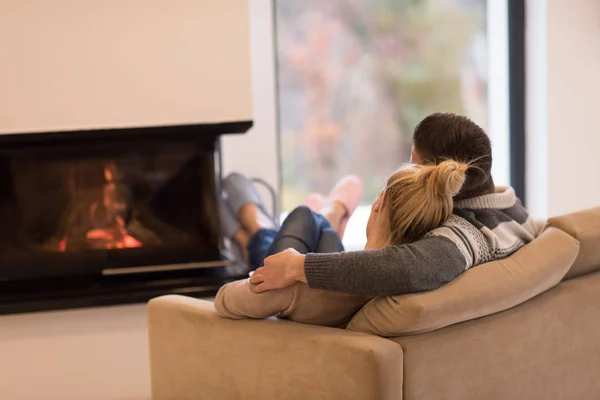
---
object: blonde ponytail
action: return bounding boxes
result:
[427,160,469,197]
[383,160,469,245]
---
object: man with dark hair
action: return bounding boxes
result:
[249,113,537,296]
[412,112,495,200]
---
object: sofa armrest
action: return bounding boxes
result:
[148,295,403,400]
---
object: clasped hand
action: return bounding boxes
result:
[248,248,307,293]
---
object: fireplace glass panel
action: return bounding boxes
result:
[0,141,222,280]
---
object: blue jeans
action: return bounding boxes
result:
[247,206,345,271]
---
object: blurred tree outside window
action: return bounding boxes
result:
[275,0,493,247]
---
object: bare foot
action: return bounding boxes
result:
[319,202,348,234]
[233,229,251,263]
[238,203,276,235]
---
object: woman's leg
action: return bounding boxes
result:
[315,229,345,253]
[262,206,326,257]
[244,205,345,270]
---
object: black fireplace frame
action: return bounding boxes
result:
[0,121,252,314]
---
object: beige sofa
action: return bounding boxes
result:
[148,208,600,400]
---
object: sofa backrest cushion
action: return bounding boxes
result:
[346,227,579,337]
[546,207,600,279]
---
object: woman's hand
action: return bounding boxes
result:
[249,248,307,293]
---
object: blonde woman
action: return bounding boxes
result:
[215,160,469,327]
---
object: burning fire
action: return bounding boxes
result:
[58,161,143,251]
[86,216,142,249]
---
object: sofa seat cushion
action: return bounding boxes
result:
[346,227,579,337]
[546,207,600,279]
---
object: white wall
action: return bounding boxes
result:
[221,0,279,213]
[0,0,279,207]
[0,0,252,133]
[527,0,600,218]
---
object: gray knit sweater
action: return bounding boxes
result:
[304,186,538,296]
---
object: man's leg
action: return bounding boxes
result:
[245,228,277,271]
[234,200,278,271]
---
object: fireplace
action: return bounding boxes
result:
[1,0,253,313]
[0,123,250,314]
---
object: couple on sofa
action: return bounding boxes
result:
[215,113,538,327]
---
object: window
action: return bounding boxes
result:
[275,0,511,248]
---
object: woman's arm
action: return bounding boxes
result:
[214,278,297,319]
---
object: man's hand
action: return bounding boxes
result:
[249,248,307,293]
